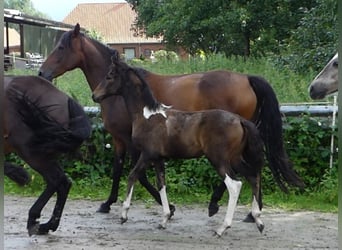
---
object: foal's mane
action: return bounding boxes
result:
[117,61,160,111]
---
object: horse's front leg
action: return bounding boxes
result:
[121,155,146,224]
[98,138,126,213]
[215,174,242,236]
[154,161,170,229]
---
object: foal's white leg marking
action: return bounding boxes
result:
[159,185,171,229]
[251,195,264,233]
[216,174,242,236]
[121,185,134,223]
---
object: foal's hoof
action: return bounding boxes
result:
[157,224,167,230]
[257,223,265,233]
[120,217,128,224]
[208,203,219,217]
[169,204,176,218]
[97,203,111,213]
[242,212,255,223]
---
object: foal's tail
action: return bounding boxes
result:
[248,75,305,192]
[240,120,265,173]
[10,90,92,154]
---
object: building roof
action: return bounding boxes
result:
[4,27,20,47]
[63,3,162,44]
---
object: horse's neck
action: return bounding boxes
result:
[81,40,112,91]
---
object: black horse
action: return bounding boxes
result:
[4,75,92,236]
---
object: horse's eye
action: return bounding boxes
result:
[333,61,338,67]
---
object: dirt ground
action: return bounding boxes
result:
[4,195,338,250]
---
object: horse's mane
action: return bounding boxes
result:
[62,29,119,59]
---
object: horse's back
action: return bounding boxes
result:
[147,70,257,120]
[4,76,70,154]
[5,76,70,124]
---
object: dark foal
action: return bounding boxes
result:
[92,61,265,236]
[4,75,91,235]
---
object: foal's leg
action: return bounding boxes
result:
[138,161,176,218]
[121,155,146,224]
[98,138,126,213]
[243,174,264,233]
[215,174,242,236]
[208,181,226,217]
[154,161,170,229]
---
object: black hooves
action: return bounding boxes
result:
[169,204,176,218]
[208,203,219,217]
[97,203,111,213]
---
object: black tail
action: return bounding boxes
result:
[10,89,92,154]
[248,75,305,192]
[240,119,265,173]
[4,162,30,186]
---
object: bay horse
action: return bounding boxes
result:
[39,23,304,216]
[4,75,92,236]
[92,60,265,236]
[309,53,338,99]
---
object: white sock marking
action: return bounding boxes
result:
[159,185,170,228]
[122,185,134,220]
[216,174,242,236]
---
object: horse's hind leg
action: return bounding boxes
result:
[38,173,71,234]
[26,159,71,236]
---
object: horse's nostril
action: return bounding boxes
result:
[38,71,42,76]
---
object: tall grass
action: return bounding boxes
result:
[6,56,321,105]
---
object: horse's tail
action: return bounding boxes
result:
[4,162,30,186]
[248,75,305,192]
[10,89,92,154]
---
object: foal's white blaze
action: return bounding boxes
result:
[143,104,171,119]
[216,174,242,236]
[122,185,134,221]
[159,185,171,229]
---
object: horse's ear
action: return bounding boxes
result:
[74,23,80,35]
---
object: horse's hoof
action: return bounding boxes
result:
[242,212,255,223]
[120,217,128,224]
[28,223,40,237]
[208,203,219,217]
[97,203,111,213]
[169,204,176,218]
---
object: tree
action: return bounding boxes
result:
[276,0,338,73]
[5,0,50,19]
[127,0,317,57]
